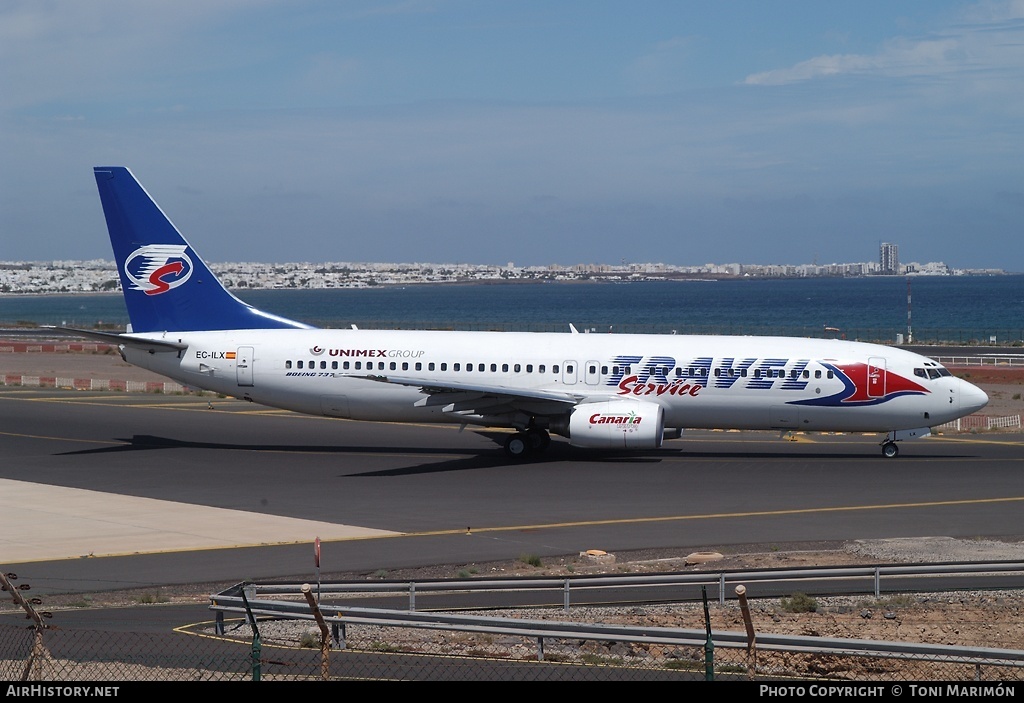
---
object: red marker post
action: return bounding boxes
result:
[314,537,321,603]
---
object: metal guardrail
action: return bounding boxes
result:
[208,562,1024,667]
[214,560,1024,609]
[932,356,1024,367]
[208,598,1024,666]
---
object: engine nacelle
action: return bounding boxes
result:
[567,400,664,450]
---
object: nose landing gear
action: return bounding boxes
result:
[879,427,931,457]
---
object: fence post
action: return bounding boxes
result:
[302,584,331,680]
[736,585,757,680]
[240,586,261,682]
[702,585,714,681]
[0,572,49,681]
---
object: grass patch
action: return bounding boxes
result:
[299,632,321,649]
[518,553,542,567]
[135,591,169,605]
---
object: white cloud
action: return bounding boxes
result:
[744,1,1024,86]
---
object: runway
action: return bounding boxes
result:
[1,386,1023,596]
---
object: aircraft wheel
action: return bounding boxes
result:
[504,433,530,459]
[881,442,899,458]
[525,428,550,453]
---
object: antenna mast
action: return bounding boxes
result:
[906,277,913,344]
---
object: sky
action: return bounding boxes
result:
[2,1,1023,270]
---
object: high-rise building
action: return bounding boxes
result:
[879,242,899,274]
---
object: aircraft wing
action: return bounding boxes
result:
[354,374,588,414]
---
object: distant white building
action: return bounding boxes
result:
[879,242,900,274]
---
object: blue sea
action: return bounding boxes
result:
[2,275,1023,344]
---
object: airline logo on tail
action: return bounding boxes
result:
[124,245,193,295]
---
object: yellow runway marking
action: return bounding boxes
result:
[0,429,120,445]
[380,495,1024,541]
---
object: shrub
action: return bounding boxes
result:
[780,592,818,613]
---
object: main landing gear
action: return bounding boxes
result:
[504,428,551,459]
[881,441,899,458]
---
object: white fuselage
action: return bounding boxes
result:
[122,328,987,435]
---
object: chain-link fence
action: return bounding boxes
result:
[4,615,1024,682]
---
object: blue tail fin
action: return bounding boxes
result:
[94,167,313,333]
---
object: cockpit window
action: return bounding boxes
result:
[915,366,951,380]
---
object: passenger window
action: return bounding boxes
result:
[553,365,560,374]
[440,363,447,371]
[402,362,408,371]
[355,361,361,370]
[802,370,809,379]
[502,364,508,372]
[343,361,350,370]
[320,361,326,369]
[492,364,498,372]
[526,364,533,373]
[539,365,546,373]
[286,360,292,369]
[415,362,421,371]
[514,364,521,373]
[602,366,608,374]
[826,370,833,379]
[814,370,821,379]
[454,363,461,371]
[297,360,304,369]
[479,363,486,372]
[428,362,435,371]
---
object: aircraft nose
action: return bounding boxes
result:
[960,379,989,415]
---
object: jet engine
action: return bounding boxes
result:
[564,400,664,450]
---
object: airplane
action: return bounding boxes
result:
[58,166,988,459]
